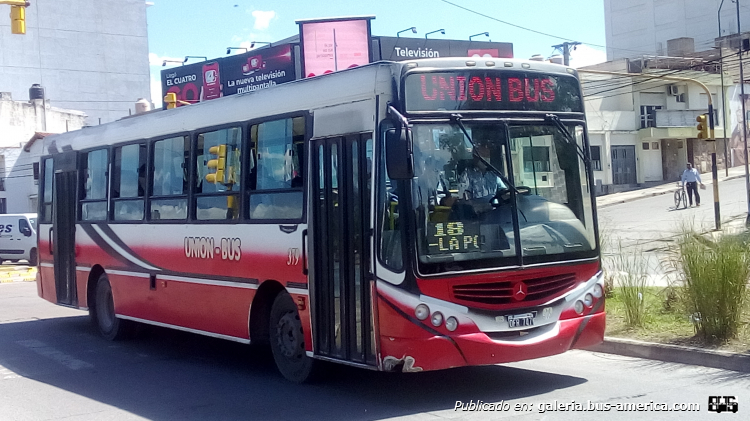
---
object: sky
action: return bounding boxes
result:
[146,0,608,105]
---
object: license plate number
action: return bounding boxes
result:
[506,312,535,328]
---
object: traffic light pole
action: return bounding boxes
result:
[1,0,30,35]
[579,69,721,230]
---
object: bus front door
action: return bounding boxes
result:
[311,134,375,365]
[52,151,78,306]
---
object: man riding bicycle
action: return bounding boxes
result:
[680,163,704,207]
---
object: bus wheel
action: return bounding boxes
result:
[28,248,38,266]
[93,273,130,341]
[269,291,315,383]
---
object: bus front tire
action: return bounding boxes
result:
[269,291,315,383]
[92,273,131,341]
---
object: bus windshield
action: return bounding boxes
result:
[410,120,596,274]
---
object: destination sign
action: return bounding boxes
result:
[427,222,481,254]
[404,71,583,113]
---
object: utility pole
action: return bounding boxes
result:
[551,41,581,66]
[736,0,750,227]
[580,69,721,230]
[719,0,730,176]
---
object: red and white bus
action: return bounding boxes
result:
[37,58,604,382]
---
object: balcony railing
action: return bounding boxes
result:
[655,109,720,128]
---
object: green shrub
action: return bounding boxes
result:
[677,233,750,342]
[609,242,649,327]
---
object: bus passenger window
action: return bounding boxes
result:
[80,149,108,221]
[151,136,189,220]
[248,116,305,220]
[195,127,241,220]
[41,158,53,223]
[112,143,146,221]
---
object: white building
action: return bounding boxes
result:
[0,92,85,213]
[604,0,749,61]
[0,0,150,125]
[581,57,726,193]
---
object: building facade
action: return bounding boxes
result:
[581,58,726,194]
[0,0,150,125]
[0,92,86,213]
[604,0,749,61]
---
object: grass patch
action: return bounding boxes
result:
[605,286,750,353]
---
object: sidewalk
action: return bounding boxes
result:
[596,165,748,208]
[0,265,37,283]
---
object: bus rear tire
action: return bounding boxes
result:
[92,273,131,341]
[269,291,315,383]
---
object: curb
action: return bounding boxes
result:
[596,174,746,209]
[587,337,750,373]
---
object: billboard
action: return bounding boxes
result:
[220,44,296,95]
[298,16,373,78]
[377,37,513,61]
[162,62,205,108]
[160,44,296,109]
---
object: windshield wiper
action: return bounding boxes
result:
[544,114,589,165]
[450,114,518,193]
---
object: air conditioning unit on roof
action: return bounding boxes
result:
[668,85,679,95]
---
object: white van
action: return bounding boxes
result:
[0,213,38,266]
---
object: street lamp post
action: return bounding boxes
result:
[736,0,750,226]
[397,27,417,37]
[184,56,208,64]
[425,29,445,39]
[719,0,730,176]
[226,47,248,54]
[469,32,489,41]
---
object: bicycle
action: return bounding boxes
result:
[674,183,688,209]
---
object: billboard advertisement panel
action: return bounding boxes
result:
[161,62,205,108]
[220,44,296,95]
[298,17,373,78]
[161,44,297,109]
[377,37,513,61]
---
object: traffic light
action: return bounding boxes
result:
[10,5,26,35]
[696,114,710,140]
[205,145,227,184]
[164,92,177,109]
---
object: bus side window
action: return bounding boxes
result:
[195,127,242,221]
[247,116,305,221]
[379,129,403,271]
[112,143,146,221]
[150,136,189,220]
[41,158,53,223]
[80,148,109,221]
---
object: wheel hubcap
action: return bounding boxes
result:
[276,312,303,358]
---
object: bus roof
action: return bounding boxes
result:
[40,58,577,154]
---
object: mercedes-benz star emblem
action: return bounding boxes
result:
[512,282,528,301]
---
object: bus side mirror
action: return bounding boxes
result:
[385,128,414,180]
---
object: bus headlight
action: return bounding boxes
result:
[592,284,603,298]
[574,301,584,314]
[445,316,459,332]
[431,311,444,327]
[415,304,430,321]
[583,293,594,307]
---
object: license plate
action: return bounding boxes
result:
[506,312,536,328]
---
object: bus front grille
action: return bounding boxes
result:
[452,273,577,305]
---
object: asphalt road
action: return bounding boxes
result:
[1,282,748,420]
[598,176,750,286]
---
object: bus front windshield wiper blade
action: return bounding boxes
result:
[450,114,519,193]
[544,114,589,166]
